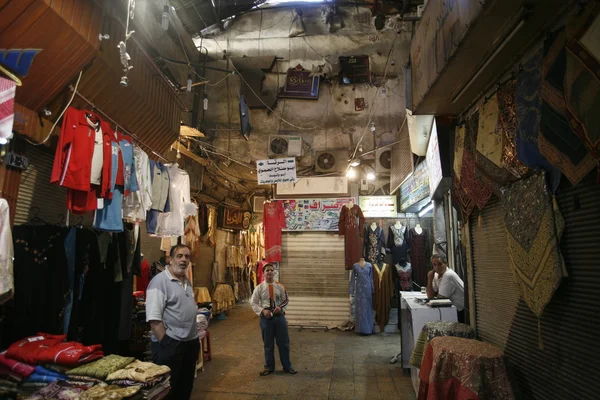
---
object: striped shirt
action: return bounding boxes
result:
[250,281,289,316]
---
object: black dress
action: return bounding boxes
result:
[409,228,430,287]
[388,225,410,266]
[364,225,386,264]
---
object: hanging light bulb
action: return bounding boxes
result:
[161,5,170,31]
[366,172,376,181]
[346,168,357,179]
[203,93,208,110]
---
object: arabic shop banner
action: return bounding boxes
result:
[400,160,430,211]
[282,198,354,231]
[277,65,320,100]
[359,196,397,218]
[257,158,297,185]
[217,205,252,230]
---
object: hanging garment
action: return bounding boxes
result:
[539,29,596,185]
[364,225,385,264]
[118,135,139,197]
[502,170,567,347]
[94,186,124,232]
[149,161,170,212]
[0,199,13,303]
[396,262,413,291]
[497,79,530,180]
[156,165,196,237]
[9,226,69,344]
[185,205,201,256]
[50,107,102,191]
[410,228,431,287]
[388,224,410,266]
[263,201,286,262]
[0,76,16,143]
[123,146,152,221]
[515,44,562,189]
[350,262,374,335]
[338,204,365,270]
[198,203,209,236]
[206,205,217,246]
[373,263,393,329]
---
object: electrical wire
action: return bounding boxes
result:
[207,73,234,86]
[24,71,83,146]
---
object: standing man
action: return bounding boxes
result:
[426,254,465,322]
[146,245,199,399]
[250,263,297,376]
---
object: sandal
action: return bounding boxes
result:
[284,368,298,375]
[259,367,274,376]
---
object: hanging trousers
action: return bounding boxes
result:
[152,335,200,399]
[260,313,292,371]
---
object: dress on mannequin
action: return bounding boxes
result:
[338,203,365,270]
[364,224,385,264]
[388,223,410,266]
[372,258,393,329]
[350,259,374,335]
[409,227,430,287]
[395,260,412,291]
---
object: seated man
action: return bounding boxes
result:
[426,254,465,322]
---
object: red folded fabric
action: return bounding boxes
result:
[35,342,103,367]
[0,364,25,382]
[6,333,66,365]
[0,351,35,378]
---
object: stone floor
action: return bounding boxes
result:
[191,304,416,400]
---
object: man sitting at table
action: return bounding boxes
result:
[426,254,465,322]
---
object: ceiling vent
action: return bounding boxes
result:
[268,135,303,157]
[376,148,392,175]
[314,150,348,173]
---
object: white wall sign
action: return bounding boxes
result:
[359,196,398,218]
[426,119,443,196]
[257,158,297,185]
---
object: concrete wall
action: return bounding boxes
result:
[197,6,412,164]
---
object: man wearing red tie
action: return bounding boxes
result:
[250,263,297,376]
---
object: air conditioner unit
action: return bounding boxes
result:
[253,196,266,213]
[314,150,348,173]
[376,148,392,175]
[268,135,303,157]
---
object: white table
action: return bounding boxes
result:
[399,291,457,394]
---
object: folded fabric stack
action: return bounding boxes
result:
[106,360,171,400]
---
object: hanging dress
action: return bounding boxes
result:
[372,263,393,329]
[364,225,386,264]
[388,225,410,265]
[156,165,196,237]
[350,262,374,335]
[338,204,365,270]
[263,201,286,262]
[395,261,413,291]
[409,228,430,287]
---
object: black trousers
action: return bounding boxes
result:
[152,335,200,399]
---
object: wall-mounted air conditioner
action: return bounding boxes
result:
[314,150,348,173]
[268,135,303,157]
[376,148,392,175]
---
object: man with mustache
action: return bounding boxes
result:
[146,245,199,399]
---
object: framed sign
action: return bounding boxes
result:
[257,158,297,185]
[283,198,355,231]
[359,196,397,218]
[278,65,320,100]
[400,161,430,211]
[218,206,252,230]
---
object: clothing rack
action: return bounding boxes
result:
[68,85,169,162]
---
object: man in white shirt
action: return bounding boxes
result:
[250,263,297,376]
[426,254,466,322]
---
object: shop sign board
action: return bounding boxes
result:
[257,158,297,185]
[278,65,320,100]
[426,120,443,196]
[283,198,355,231]
[359,196,397,218]
[400,161,430,211]
[218,206,252,231]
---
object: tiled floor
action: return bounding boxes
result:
[191,304,416,400]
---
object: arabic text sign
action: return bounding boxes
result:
[359,196,397,218]
[257,158,297,185]
[283,198,354,231]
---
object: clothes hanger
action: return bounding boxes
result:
[0,64,22,86]
[25,207,47,225]
[73,216,84,229]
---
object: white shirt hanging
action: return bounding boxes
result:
[123,146,152,221]
[156,164,196,237]
[0,199,14,303]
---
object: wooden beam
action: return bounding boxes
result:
[171,140,210,166]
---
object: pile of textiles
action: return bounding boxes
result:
[0,333,171,399]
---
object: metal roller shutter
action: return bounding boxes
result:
[280,232,349,328]
[471,175,600,399]
[470,196,520,347]
[14,146,67,225]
